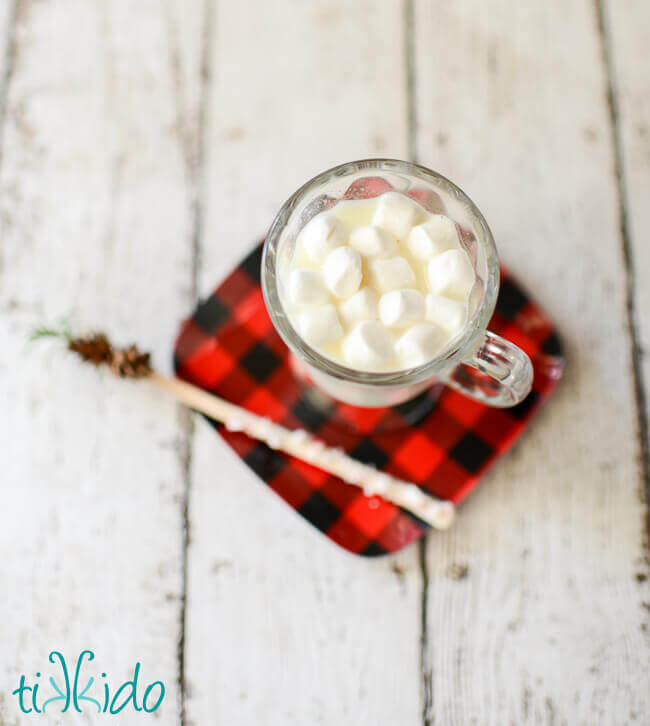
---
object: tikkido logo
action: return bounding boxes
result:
[11,650,165,715]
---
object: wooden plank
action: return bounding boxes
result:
[198,0,410,283]
[0,1,203,722]
[0,0,16,131]
[185,2,424,724]
[413,1,649,723]
[605,0,650,544]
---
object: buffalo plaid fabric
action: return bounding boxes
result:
[174,244,565,556]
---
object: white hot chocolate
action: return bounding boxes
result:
[281,192,476,372]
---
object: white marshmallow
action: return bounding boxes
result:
[395,323,446,367]
[407,215,459,260]
[342,321,394,370]
[282,197,475,374]
[372,191,425,240]
[298,213,347,263]
[427,249,475,300]
[379,289,425,328]
[287,269,329,308]
[323,246,363,299]
[368,256,416,293]
[425,294,468,337]
[296,304,343,348]
[349,225,398,259]
[338,287,378,328]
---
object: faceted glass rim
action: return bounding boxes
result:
[261,158,500,387]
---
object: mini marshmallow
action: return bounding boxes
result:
[296,304,343,348]
[342,321,394,370]
[282,197,475,374]
[407,215,459,260]
[395,323,446,367]
[349,225,398,259]
[379,289,425,328]
[368,256,416,293]
[427,249,475,300]
[323,246,363,299]
[372,191,425,240]
[298,213,347,263]
[425,294,468,336]
[287,269,329,308]
[338,286,378,328]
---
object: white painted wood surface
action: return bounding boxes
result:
[0,0,199,722]
[0,2,647,725]
[607,0,650,519]
[187,3,422,725]
[414,1,650,723]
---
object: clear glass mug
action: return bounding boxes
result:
[261,159,533,409]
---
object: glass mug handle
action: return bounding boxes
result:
[441,331,533,408]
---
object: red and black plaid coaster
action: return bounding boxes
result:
[174,243,565,556]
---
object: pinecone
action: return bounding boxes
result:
[109,345,151,378]
[68,333,113,366]
[34,327,153,378]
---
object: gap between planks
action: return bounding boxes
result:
[171,0,216,724]
[594,0,650,560]
[404,0,434,723]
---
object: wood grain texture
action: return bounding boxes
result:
[0,1,648,725]
[184,2,423,725]
[0,0,16,142]
[605,0,650,544]
[413,0,650,723]
[0,1,202,722]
